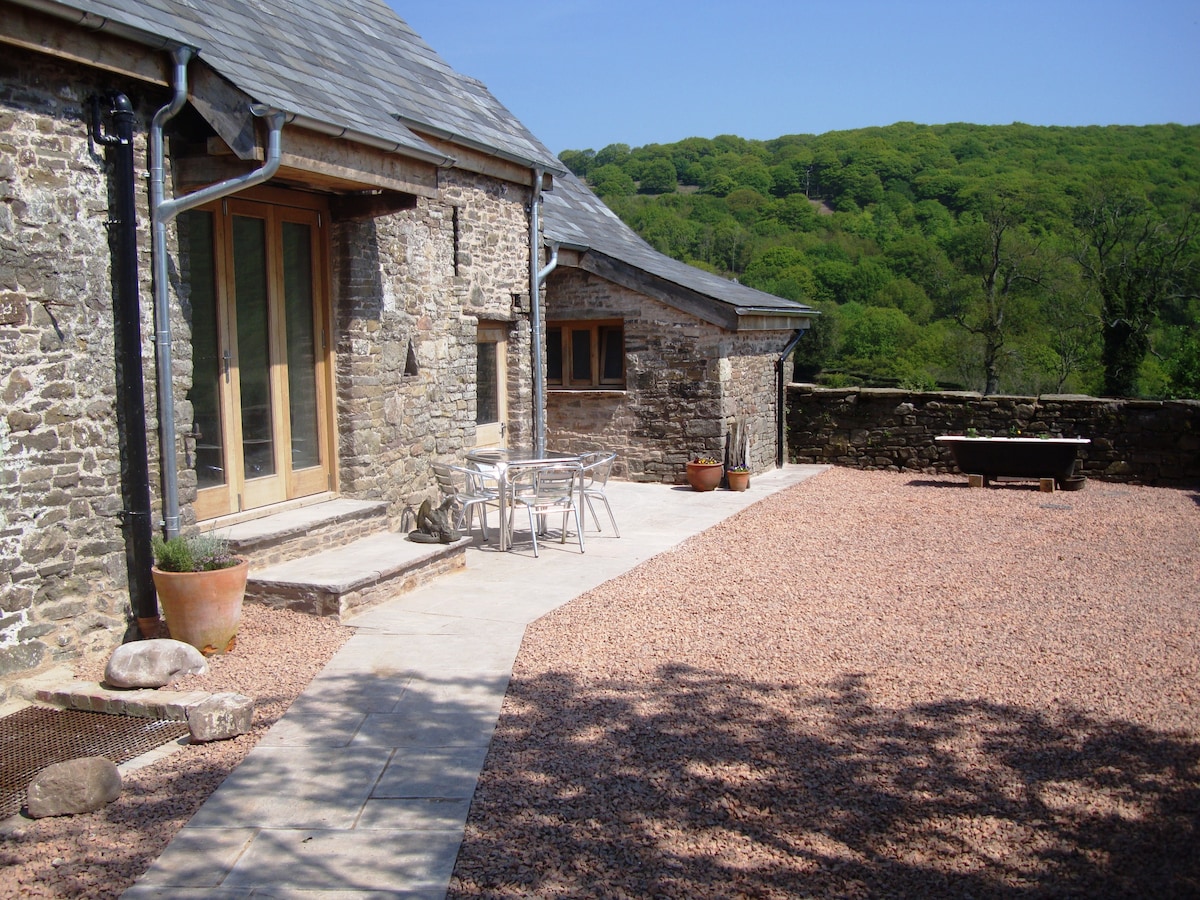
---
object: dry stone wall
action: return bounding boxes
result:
[787,384,1200,486]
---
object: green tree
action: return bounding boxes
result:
[1072,183,1199,396]
[638,158,677,194]
[589,164,636,199]
[1164,327,1200,398]
[559,149,595,177]
[594,143,631,167]
[944,190,1046,394]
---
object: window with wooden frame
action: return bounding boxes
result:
[547,320,625,389]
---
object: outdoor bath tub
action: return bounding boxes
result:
[936,435,1090,486]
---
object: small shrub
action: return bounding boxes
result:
[152,533,239,572]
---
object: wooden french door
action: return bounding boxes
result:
[183,195,335,521]
[475,321,508,448]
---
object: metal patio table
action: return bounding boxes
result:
[464,447,582,551]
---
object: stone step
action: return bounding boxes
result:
[219,498,390,568]
[245,531,470,621]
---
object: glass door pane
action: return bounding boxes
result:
[282,221,320,471]
[476,341,498,425]
[182,211,225,490]
[232,215,275,479]
[475,323,507,447]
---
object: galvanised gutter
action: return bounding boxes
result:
[149,46,285,538]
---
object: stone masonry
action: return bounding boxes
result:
[1,50,163,692]
[787,384,1200,486]
[545,267,795,482]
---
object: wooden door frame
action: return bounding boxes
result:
[191,188,337,521]
[475,321,509,448]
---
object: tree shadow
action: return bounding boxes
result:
[450,665,1200,898]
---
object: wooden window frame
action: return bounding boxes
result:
[547,319,625,390]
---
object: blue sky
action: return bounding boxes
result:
[392,0,1200,156]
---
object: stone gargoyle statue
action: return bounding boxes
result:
[407,497,461,544]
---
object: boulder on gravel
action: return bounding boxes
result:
[105,638,208,688]
[27,756,122,818]
[185,692,255,742]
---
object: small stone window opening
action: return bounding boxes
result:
[451,206,461,277]
[404,338,419,376]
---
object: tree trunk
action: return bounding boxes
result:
[1101,319,1147,397]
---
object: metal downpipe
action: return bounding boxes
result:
[776,329,807,468]
[529,167,546,457]
[149,46,284,538]
[149,46,193,539]
[89,93,157,632]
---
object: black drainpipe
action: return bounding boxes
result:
[776,329,807,468]
[90,94,158,637]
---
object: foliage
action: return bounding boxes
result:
[563,123,1200,398]
[152,533,240,572]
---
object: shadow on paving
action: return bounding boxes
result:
[448,665,1200,899]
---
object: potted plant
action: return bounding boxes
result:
[722,417,752,491]
[685,456,724,492]
[151,533,247,656]
[726,465,750,492]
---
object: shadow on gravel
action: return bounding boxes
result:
[450,665,1200,899]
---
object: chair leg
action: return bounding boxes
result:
[572,506,585,553]
[527,505,539,557]
[598,495,619,538]
[583,495,602,531]
[476,503,489,542]
[583,493,619,537]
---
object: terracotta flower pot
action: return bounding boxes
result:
[726,470,750,492]
[151,558,248,655]
[685,461,724,492]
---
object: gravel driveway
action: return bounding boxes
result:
[2,467,1197,898]
[447,468,1200,898]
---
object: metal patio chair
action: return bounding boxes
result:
[578,450,620,537]
[505,462,585,557]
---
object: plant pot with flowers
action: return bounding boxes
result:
[151,533,247,656]
[685,456,724,492]
[726,465,750,491]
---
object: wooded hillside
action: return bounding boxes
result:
[560,123,1200,398]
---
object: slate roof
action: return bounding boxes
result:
[542,169,814,317]
[41,0,562,172]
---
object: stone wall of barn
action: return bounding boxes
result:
[331,168,535,520]
[786,384,1200,486]
[0,48,164,698]
[544,267,793,482]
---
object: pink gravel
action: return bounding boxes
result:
[2,467,1197,898]
[447,468,1200,898]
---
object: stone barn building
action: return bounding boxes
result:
[542,170,814,480]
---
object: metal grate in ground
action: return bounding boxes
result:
[0,707,189,819]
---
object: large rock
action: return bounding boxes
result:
[186,692,255,742]
[105,638,208,688]
[27,756,122,818]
